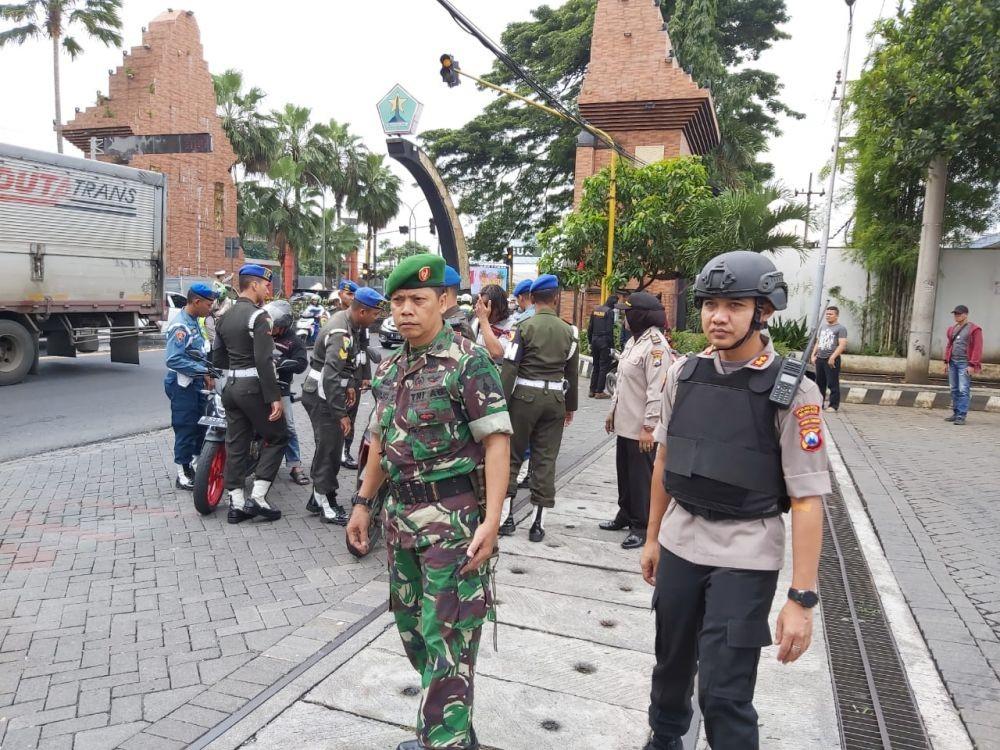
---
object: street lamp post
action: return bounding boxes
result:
[440,58,620,301]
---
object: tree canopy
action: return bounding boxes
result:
[539,157,805,292]
[846,0,1000,353]
[421,0,798,257]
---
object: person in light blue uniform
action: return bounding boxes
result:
[164,283,218,490]
[512,278,535,323]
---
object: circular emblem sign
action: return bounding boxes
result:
[418,265,431,282]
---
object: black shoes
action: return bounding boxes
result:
[499,513,516,537]
[621,532,644,549]
[643,736,682,750]
[395,727,479,750]
[175,464,194,490]
[599,518,628,531]
[944,414,957,422]
[341,451,359,470]
[320,497,349,526]
[954,416,967,425]
[305,491,320,514]
[227,498,282,524]
[289,467,310,485]
[529,520,545,543]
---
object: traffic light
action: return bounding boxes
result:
[440,54,461,87]
[428,218,436,236]
[399,225,409,235]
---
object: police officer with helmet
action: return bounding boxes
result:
[164,282,219,490]
[641,251,829,750]
[211,264,289,524]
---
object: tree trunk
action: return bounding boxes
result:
[52,35,63,154]
[904,154,949,384]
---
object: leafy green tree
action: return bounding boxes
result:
[312,118,366,224]
[847,0,999,360]
[347,153,402,272]
[213,69,278,180]
[540,157,805,292]
[380,239,430,270]
[0,0,123,153]
[422,0,796,251]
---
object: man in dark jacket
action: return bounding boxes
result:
[265,300,310,485]
[588,294,618,399]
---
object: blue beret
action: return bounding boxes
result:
[238,264,272,281]
[355,286,386,309]
[513,279,534,296]
[188,282,218,300]
[444,265,462,287]
[530,274,559,293]
[339,279,359,293]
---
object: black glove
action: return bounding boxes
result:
[276,359,298,373]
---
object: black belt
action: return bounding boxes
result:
[391,474,474,505]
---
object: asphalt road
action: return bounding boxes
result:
[0,344,614,469]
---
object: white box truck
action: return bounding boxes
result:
[0,143,167,385]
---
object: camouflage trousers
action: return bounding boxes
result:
[387,489,495,749]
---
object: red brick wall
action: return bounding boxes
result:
[64,10,241,281]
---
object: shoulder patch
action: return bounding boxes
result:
[751,354,768,368]
[173,328,187,342]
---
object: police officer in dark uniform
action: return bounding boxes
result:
[587,294,618,398]
[641,252,829,750]
[301,286,385,524]
[442,265,475,340]
[211,264,289,524]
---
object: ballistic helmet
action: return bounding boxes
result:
[693,251,787,311]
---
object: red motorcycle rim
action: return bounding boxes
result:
[207,446,226,508]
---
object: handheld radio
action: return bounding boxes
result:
[768,305,824,408]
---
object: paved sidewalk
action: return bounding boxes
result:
[214,443,840,750]
[828,406,1000,750]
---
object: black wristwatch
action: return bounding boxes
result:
[787,588,819,608]
[351,492,373,509]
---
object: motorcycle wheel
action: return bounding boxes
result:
[193,441,226,515]
[605,372,618,398]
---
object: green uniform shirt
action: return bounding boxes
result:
[372,325,512,484]
[501,308,580,412]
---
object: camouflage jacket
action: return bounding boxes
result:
[443,304,476,341]
[372,325,512,484]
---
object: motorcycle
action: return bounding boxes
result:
[295,311,322,347]
[604,350,620,397]
[189,352,299,516]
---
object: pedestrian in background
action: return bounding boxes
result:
[472,283,516,363]
[810,305,848,411]
[164,283,218,490]
[602,292,672,549]
[500,274,579,543]
[944,304,983,425]
[265,300,310,486]
[588,294,618,399]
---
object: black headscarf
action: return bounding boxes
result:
[624,306,666,339]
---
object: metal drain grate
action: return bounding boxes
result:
[819,478,931,750]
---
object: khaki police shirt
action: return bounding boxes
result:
[607,327,673,441]
[652,337,831,571]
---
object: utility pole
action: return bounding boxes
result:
[794,173,825,248]
[808,0,856,336]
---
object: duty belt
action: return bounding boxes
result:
[515,377,565,390]
[391,474,474,505]
[226,367,259,378]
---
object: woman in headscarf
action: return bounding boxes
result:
[602,292,676,549]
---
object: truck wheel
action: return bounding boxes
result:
[0,320,34,386]
[193,441,227,515]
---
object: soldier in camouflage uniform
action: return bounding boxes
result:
[347,254,512,750]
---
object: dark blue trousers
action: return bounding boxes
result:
[165,376,207,466]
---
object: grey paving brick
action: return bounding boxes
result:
[38,712,108,739]
[144,716,206,743]
[44,681,79,710]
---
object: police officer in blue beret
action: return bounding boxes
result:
[500,274,580,542]
[442,265,475,340]
[211,264,289,522]
[165,283,218,490]
[512,278,535,324]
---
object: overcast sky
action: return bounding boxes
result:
[1,0,888,246]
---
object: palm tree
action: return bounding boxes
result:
[0,0,123,153]
[213,69,278,180]
[347,153,401,272]
[683,185,808,272]
[313,118,365,224]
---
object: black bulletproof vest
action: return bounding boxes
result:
[590,305,615,338]
[664,356,789,520]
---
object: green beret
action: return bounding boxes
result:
[384,253,446,297]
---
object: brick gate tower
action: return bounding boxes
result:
[567,0,720,327]
[63,10,242,290]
